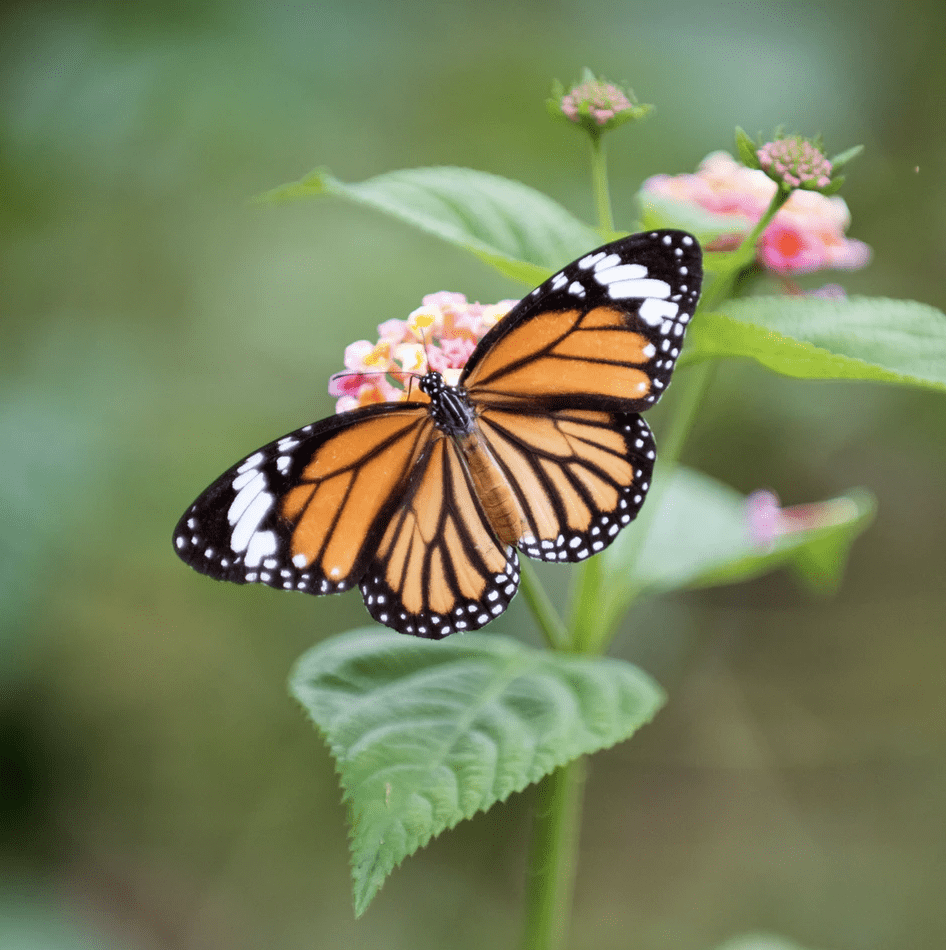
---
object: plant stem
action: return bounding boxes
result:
[523,756,588,950]
[568,553,604,654]
[590,136,614,234]
[518,560,569,650]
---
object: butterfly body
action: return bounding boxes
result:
[419,371,477,435]
[174,230,702,637]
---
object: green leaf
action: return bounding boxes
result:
[291,629,664,916]
[684,296,946,392]
[734,126,760,168]
[600,467,874,627]
[820,174,845,196]
[829,143,863,170]
[258,166,600,285]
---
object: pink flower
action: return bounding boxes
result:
[746,489,857,547]
[757,137,832,190]
[551,74,652,137]
[641,151,871,277]
[561,81,632,125]
[758,218,825,274]
[329,292,517,413]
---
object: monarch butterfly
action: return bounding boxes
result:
[174,230,702,637]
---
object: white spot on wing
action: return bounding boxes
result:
[594,253,622,270]
[595,263,647,282]
[607,278,672,300]
[236,452,264,474]
[231,468,258,491]
[228,471,267,525]
[639,298,679,325]
[230,491,273,552]
[578,251,605,269]
[243,528,278,567]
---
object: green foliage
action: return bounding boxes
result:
[624,468,872,593]
[734,126,762,168]
[258,166,599,285]
[598,467,873,634]
[685,296,946,391]
[291,629,664,915]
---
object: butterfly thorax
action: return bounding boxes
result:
[419,371,475,435]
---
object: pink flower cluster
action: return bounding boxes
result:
[746,489,857,547]
[758,137,832,189]
[329,292,518,413]
[642,152,871,276]
[561,80,633,126]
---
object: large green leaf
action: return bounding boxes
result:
[685,296,946,392]
[599,467,874,630]
[259,166,600,284]
[291,629,664,916]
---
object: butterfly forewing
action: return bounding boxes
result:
[461,230,701,411]
[173,404,432,595]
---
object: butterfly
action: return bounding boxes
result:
[173,230,702,637]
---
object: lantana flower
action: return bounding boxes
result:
[746,489,858,548]
[641,150,871,277]
[329,292,518,413]
[549,71,653,138]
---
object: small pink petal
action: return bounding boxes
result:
[747,490,783,546]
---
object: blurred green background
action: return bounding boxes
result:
[2,1,945,948]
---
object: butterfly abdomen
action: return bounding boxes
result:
[457,429,523,545]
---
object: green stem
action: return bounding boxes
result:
[523,756,588,950]
[590,136,614,233]
[518,560,569,651]
[568,554,604,654]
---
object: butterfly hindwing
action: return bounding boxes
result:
[474,405,656,562]
[461,230,701,411]
[359,432,520,638]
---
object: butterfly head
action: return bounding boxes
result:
[418,371,447,397]
[419,370,475,434]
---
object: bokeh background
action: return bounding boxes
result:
[3,1,945,948]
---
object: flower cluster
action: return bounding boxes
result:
[641,151,871,277]
[549,72,653,137]
[746,489,858,547]
[757,136,832,190]
[329,292,517,413]
[562,80,633,126]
